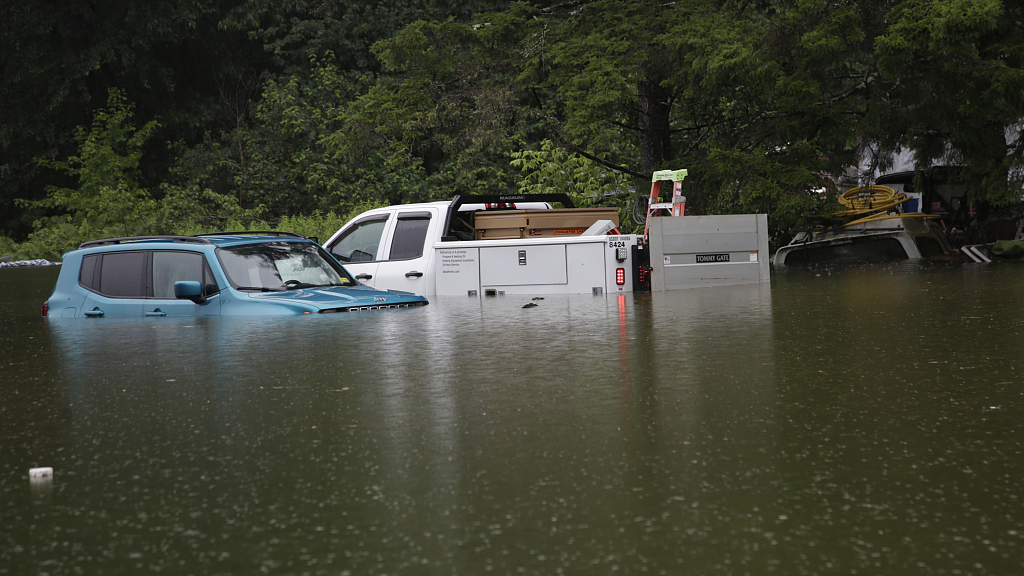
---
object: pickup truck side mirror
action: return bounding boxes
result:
[174,280,207,304]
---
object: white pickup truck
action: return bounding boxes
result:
[322,194,648,296]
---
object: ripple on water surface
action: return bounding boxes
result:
[2,263,1024,574]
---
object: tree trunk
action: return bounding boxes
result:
[636,78,672,181]
[972,122,1010,204]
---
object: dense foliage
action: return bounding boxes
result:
[2,0,1022,259]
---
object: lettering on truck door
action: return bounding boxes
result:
[372,209,437,295]
[325,212,392,287]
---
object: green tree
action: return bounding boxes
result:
[328,17,529,203]
[17,91,258,260]
[180,1,523,214]
[174,55,373,216]
[29,90,161,241]
[221,0,514,76]
[0,0,269,239]
[340,0,872,240]
[871,0,1024,204]
[511,139,638,229]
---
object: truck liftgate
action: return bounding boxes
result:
[644,169,770,290]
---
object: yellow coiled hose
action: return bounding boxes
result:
[833,185,939,227]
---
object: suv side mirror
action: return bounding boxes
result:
[174,280,207,304]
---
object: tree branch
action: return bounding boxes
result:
[551,134,644,178]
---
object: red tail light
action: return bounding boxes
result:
[42,301,49,316]
[616,268,626,285]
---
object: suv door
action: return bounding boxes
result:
[149,250,220,316]
[326,212,392,287]
[78,250,220,317]
[79,251,146,317]
[372,209,437,295]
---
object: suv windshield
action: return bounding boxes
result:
[216,242,356,291]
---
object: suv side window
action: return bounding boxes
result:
[79,250,216,298]
[328,215,389,262]
[388,212,432,260]
[153,251,214,298]
[82,252,148,297]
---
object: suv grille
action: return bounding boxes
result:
[319,301,427,313]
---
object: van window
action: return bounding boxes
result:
[389,213,431,260]
[329,215,389,262]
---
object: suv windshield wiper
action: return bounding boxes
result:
[284,281,346,290]
[235,286,286,292]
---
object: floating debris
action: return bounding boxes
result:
[29,467,53,484]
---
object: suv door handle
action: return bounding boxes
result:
[405,271,424,278]
[355,273,372,280]
[145,309,166,317]
[83,308,104,317]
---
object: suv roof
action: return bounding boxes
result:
[79,231,308,249]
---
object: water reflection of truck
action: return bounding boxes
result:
[323,170,771,296]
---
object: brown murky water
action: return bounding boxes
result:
[2,262,1023,575]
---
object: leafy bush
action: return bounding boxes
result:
[511,140,639,232]
[271,200,387,243]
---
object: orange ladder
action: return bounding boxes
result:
[643,169,688,241]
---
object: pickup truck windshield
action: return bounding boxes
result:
[217,242,356,290]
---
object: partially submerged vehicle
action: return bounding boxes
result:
[321,169,772,295]
[872,166,1024,263]
[44,232,428,317]
[774,185,953,265]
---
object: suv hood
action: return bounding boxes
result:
[242,284,426,310]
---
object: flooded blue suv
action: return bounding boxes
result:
[44,232,428,317]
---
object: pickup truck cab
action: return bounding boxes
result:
[324,194,644,296]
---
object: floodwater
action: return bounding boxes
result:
[2,262,1023,575]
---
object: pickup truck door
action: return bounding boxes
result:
[372,208,438,295]
[325,211,393,287]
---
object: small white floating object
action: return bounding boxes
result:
[29,467,54,483]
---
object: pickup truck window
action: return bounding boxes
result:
[389,213,432,260]
[329,215,389,262]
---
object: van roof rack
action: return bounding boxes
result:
[79,235,214,248]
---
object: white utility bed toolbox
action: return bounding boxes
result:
[434,235,638,296]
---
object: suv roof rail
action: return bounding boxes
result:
[79,235,214,248]
[197,231,307,239]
